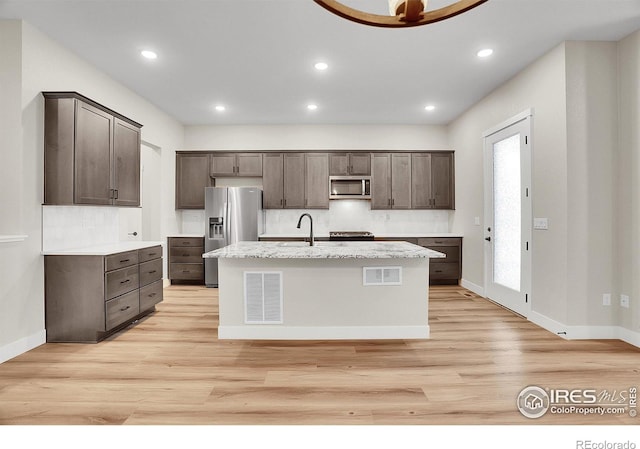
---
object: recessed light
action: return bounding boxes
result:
[424,105,436,111]
[140,50,158,60]
[477,48,493,58]
[314,62,328,71]
[307,104,318,111]
[214,105,226,112]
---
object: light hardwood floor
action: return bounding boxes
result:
[0,285,638,425]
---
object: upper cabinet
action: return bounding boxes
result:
[329,152,371,176]
[211,153,262,177]
[304,153,329,209]
[175,152,212,209]
[262,152,329,209]
[411,152,455,209]
[371,153,412,209]
[43,92,142,207]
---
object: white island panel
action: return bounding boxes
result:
[204,241,442,340]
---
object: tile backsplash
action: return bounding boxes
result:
[42,206,142,252]
[180,200,450,237]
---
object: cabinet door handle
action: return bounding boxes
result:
[120,305,131,312]
[148,270,156,274]
[182,253,190,257]
[149,293,157,297]
[114,189,119,199]
[147,252,156,257]
[182,270,190,273]
[120,279,131,284]
[435,270,443,273]
[120,259,130,263]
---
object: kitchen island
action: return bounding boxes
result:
[203,241,444,340]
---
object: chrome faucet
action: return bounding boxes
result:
[296,213,314,246]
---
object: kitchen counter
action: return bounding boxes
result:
[42,241,163,256]
[259,232,463,239]
[207,241,437,340]
[203,241,444,260]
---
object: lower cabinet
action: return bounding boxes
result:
[376,236,462,285]
[417,237,462,285]
[168,237,205,284]
[45,244,163,342]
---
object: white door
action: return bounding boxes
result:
[483,114,532,317]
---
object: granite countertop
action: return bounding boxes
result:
[259,233,463,239]
[42,241,164,256]
[203,241,446,260]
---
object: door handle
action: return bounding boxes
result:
[485,236,491,242]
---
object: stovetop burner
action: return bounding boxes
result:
[329,231,375,241]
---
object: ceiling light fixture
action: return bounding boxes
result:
[313,0,488,28]
[424,105,436,111]
[307,104,318,111]
[477,48,494,58]
[140,50,157,59]
[214,105,226,112]
[314,62,329,71]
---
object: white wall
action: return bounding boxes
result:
[448,43,569,323]
[0,20,185,363]
[617,30,640,335]
[185,124,449,151]
[565,41,618,327]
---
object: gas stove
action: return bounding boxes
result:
[329,231,375,241]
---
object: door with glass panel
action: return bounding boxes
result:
[483,115,531,317]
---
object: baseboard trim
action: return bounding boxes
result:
[218,325,430,340]
[528,311,640,348]
[460,278,484,297]
[0,330,46,364]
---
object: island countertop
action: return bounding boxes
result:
[203,241,445,259]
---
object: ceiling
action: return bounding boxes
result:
[1,0,640,126]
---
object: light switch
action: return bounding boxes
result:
[533,218,548,230]
[474,217,480,226]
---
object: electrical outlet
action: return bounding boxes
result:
[620,295,630,308]
[603,294,611,306]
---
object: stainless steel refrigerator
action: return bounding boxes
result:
[204,187,263,287]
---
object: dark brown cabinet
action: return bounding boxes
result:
[263,153,307,209]
[411,152,455,209]
[371,153,411,209]
[44,244,163,343]
[211,153,262,177]
[417,237,462,285]
[43,92,142,207]
[329,152,371,176]
[175,152,212,209]
[168,237,204,284]
[304,153,329,208]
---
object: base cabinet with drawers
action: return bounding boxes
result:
[376,236,462,285]
[168,237,205,284]
[45,244,163,343]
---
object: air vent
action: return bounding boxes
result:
[244,272,283,324]
[363,266,402,286]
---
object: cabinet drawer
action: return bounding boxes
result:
[140,279,163,312]
[170,263,204,280]
[418,237,461,247]
[139,245,162,263]
[170,246,204,263]
[105,265,139,300]
[139,258,162,287]
[170,237,204,248]
[429,262,460,280]
[425,246,459,263]
[105,290,140,330]
[105,250,138,271]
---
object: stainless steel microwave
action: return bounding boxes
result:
[329,176,371,200]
